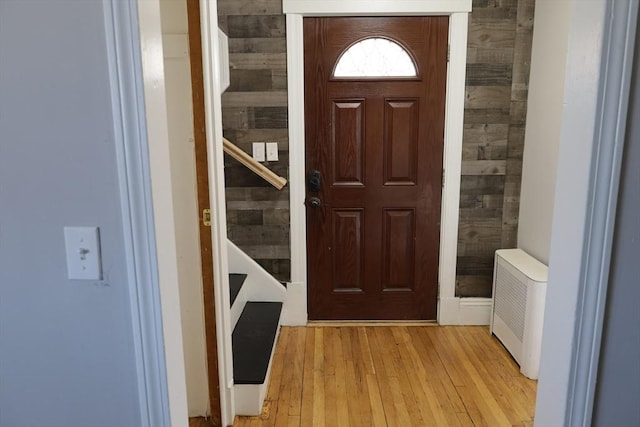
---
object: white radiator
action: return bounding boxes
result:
[490,249,548,379]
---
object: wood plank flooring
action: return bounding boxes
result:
[189,417,216,427]
[192,326,537,427]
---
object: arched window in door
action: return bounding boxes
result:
[333,37,418,78]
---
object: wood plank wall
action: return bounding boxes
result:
[457,0,534,297]
[217,0,535,296]
[219,0,291,281]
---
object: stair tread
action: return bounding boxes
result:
[229,274,247,307]
[232,301,282,385]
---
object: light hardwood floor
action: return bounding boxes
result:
[194,325,537,427]
[189,417,215,427]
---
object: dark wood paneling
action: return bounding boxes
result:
[466,64,512,86]
[456,276,494,297]
[460,175,505,194]
[227,15,285,38]
[228,69,273,91]
[219,0,290,281]
[383,99,419,185]
[457,0,534,297]
[332,100,365,186]
[382,209,416,290]
[234,210,264,225]
[464,108,511,124]
[252,107,288,129]
[332,209,364,292]
[469,7,517,22]
[227,224,290,245]
[467,23,516,49]
[218,0,282,16]
[229,37,287,53]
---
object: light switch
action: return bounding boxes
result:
[252,142,265,162]
[64,227,102,280]
[266,142,278,161]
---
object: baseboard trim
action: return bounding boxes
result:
[439,297,492,325]
[280,281,307,326]
[308,321,439,327]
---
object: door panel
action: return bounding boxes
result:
[384,99,419,185]
[305,17,448,320]
[382,209,416,291]
[332,209,364,292]
[332,100,365,185]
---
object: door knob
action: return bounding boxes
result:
[308,197,322,208]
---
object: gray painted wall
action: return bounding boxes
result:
[592,25,640,426]
[0,2,142,426]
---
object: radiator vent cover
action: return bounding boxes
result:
[491,249,548,379]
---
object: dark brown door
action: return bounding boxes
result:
[305,17,448,320]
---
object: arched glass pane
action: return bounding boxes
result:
[334,38,417,78]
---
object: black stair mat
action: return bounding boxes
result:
[229,274,247,307]
[232,301,283,385]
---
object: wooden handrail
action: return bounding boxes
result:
[222,138,287,190]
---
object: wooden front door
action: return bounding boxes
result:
[305,17,448,320]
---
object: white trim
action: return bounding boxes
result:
[284,4,470,325]
[127,0,190,425]
[438,12,468,325]
[285,12,308,326]
[199,0,236,424]
[440,297,493,326]
[535,0,639,425]
[103,0,172,425]
[565,2,638,422]
[283,0,472,15]
[459,298,493,325]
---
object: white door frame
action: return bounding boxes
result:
[105,0,188,425]
[283,0,475,325]
[197,0,236,423]
[115,0,638,425]
[112,0,235,425]
[535,0,639,425]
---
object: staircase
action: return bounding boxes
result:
[228,242,286,415]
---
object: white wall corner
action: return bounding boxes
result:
[517,0,572,264]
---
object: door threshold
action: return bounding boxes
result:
[307,320,439,327]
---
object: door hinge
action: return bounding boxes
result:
[202,208,211,227]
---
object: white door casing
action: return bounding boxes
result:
[282,0,477,325]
